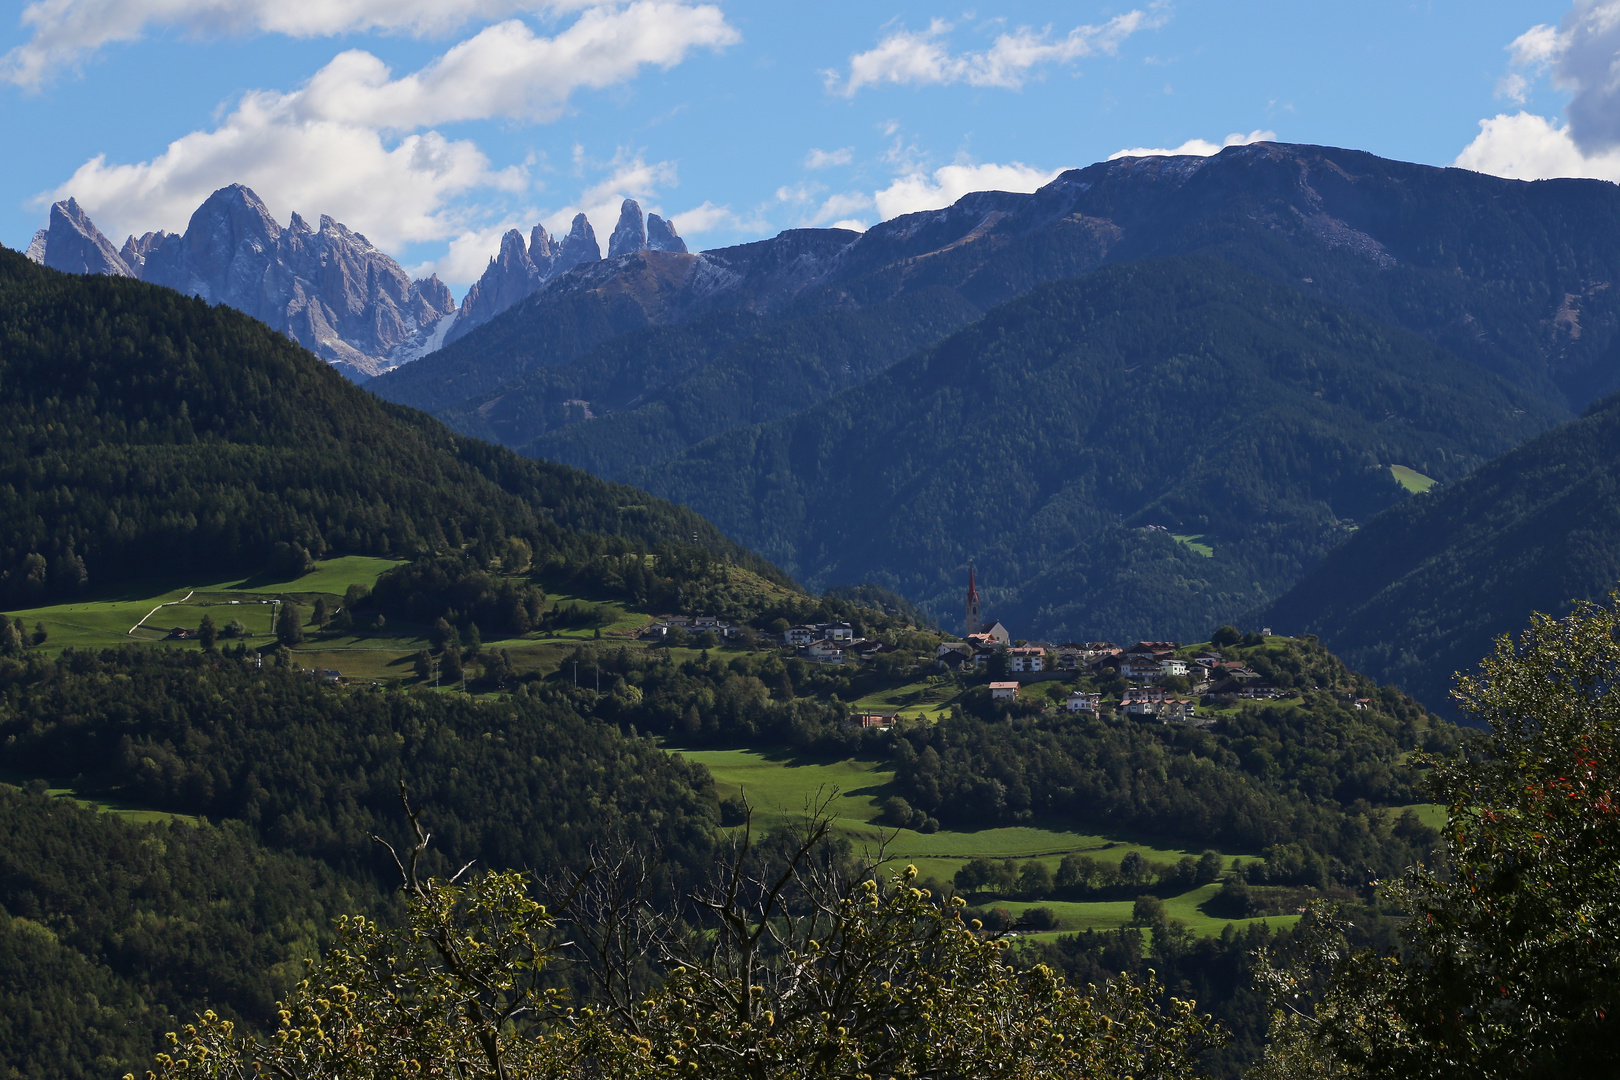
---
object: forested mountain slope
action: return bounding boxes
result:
[1266,389,1620,714]
[639,257,1559,640]
[0,246,781,606]
[442,288,982,479]
[380,142,1620,489]
[0,648,724,1080]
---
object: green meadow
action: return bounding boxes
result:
[2,557,662,684]
[1172,533,1215,557]
[675,746,1295,937]
[0,772,200,827]
[1390,464,1437,493]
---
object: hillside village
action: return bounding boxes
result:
[637,567,1311,729]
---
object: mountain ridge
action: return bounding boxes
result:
[1264,387,1620,715]
[0,243,781,606]
[634,255,1561,640]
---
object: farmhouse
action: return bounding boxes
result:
[989,681,1020,700]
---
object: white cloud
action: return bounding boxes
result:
[0,0,641,87]
[804,146,853,169]
[1454,111,1620,183]
[1495,72,1530,103]
[1550,1,1620,154]
[298,4,738,128]
[1453,4,1620,184]
[669,201,731,235]
[38,3,734,254]
[1509,22,1563,68]
[45,99,521,249]
[1107,128,1275,159]
[536,149,678,241]
[827,5,1167,97]
[872,161,1061,220]
[670,200,768,239]
[828,219,867,232]
[814,190,875,223]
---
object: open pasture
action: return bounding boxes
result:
[674,746,1293,936]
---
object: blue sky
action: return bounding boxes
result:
[2,0,1610,294]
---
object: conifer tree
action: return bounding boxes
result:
[275,603,304,647]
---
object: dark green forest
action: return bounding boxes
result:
[441,287,981,480]
[1267,386,1620,715]
[0,791,376,1080]
[640,256,1559,640]
[0,247,783,607]
[0,629,1453,1078]
[0,646,722,1079]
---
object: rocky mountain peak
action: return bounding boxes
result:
[608,198,648,258]
[31,184,455,381]
[25,230,46,264]
[41,198,134,277]
[451,230,543,345]
[646,213,688,253]
[530,224,555,260]
[414,275,454,313]
[118,231,171,276]
[444,212,611,347]
[559,212,601,271]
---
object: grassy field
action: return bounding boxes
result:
[1,557,670,684]
[1385,802,1447,830]
[845,675,962,721]
[992,883,1301,939]
[0,772,200,826]
[4,556,407,651]
[674,746,1292,937]
[1171,533,1215,557]
[1391,464,1437,493]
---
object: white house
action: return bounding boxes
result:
[1065,692,1101,713]
[1009,645,1045,672]
[785,625,818,645]
[802,640,845,664]
[990,681,1020,700]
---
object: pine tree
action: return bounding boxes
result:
[276,603,304,647]
[198,613,218,650]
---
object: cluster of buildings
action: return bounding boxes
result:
[782,621,896,665]
[640,614,740,642]
[946,568,1291,726]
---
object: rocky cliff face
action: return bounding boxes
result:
[35,198,135,277]
[607,198,646,258]
[444,209,613,347]
[647,213,688,253]
[27,185,456,380]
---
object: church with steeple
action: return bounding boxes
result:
[964,565,1010,644]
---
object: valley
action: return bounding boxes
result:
[5,133,1620,1079]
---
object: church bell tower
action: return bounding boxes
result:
[965,564,981,639]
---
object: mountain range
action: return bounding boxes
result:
[638,256,1559,642]
[360,141,1620,648]
[26,140,1620,711]
[24,189,685,381]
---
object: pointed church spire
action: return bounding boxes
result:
[965,563,982,640]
